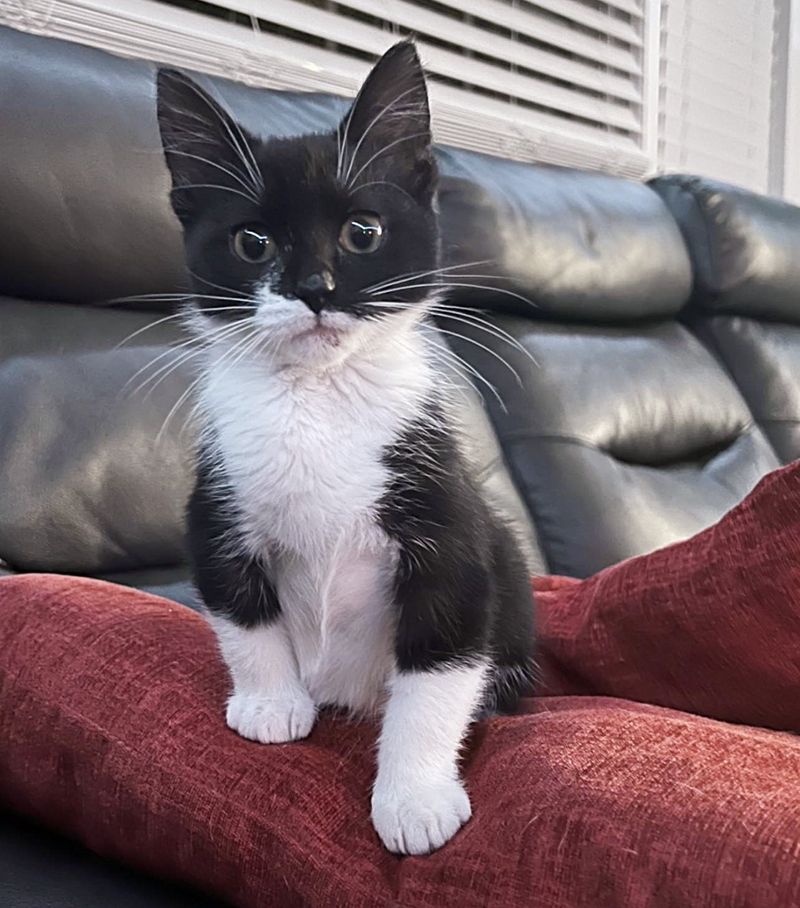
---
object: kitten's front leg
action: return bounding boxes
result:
[372,659,488,855]
[210,616,316,744]
[371,551,492,855]
[189,464,315,744]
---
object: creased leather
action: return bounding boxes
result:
[0,343,195,573]
[651,175,800,320]
[438,149,692,320]
[694,315,800,464]
[440,315,780,577]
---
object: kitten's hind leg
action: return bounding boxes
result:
[211,616,317,744]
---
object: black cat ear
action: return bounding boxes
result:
[156,69,262,222]
[338,40,435,198]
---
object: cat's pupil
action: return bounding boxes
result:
[350,220,379,250]
[243,231,267,258]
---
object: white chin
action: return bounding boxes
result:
[278,316,363,364]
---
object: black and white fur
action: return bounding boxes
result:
[156,41,534,856]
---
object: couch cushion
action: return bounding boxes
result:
[650,174,800,320]
[442,315,779,577]
[0,338,194,574]
[437,149,692,321]
[95,566,197,610]
[2,571,800,908]
[651,175,800,464]
[694,316,800,464]
[0,297,185,360]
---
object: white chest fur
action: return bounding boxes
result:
[198,332,434,713]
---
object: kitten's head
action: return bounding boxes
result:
[156,41,438,368]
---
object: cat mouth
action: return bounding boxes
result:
[292,324,343,346]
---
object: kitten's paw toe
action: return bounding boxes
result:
[226,689,316,744]
[371,778,472,855]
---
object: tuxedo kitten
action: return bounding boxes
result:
[157,41,534,856]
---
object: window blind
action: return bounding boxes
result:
[659,0,776,192]
[0,0,652,177]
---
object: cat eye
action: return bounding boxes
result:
[339,212,384,255]
[231,224,277,264]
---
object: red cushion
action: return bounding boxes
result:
[536,461,800,732]
[1,463,800,906]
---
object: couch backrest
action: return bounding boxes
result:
[0,28,544,579]
[0,25,797,587]
[434,164,784,576]
[652,175,800,466]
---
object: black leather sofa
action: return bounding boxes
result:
[1,24,799,908]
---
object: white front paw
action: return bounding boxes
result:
[226,689,316,744]
[371,777,472,855]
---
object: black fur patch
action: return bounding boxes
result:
[378,402,536,711]
[187,447,280,628]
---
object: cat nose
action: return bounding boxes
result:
[297,269,336,314]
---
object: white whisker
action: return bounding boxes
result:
[363,259,494,294]
[171,79,264,196]
[433,326,523,388]
[113,305,253,349]
[346,132,429,190]
[165,149,260,202]
[156,323,263,445]
[427,307,539,369]
[172,183,262,204]
[349,180,415,204]
[372,281,536,309]
[112,310,190,349]
[342,86,421,186]
[187,269,248,297]
[124,318,253,399]
[421,333,508,414]
[337,76,371,181]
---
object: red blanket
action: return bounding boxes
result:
[1,462,799,907]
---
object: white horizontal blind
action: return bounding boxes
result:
[659,0,776,192]
[0,0,652,177]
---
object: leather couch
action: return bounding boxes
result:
[1,24,798,908]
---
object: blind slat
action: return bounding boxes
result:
[329,0,640,101]
[662,56,770,106]
[664,0,771,32]
[661,95,768,136]
[1,0,649,176]
[599,0,644,16]
[519,0,643,43]
[661,118,770,157]
[658,0,775,194]
[446,0,643,74]
[224,0,641,131]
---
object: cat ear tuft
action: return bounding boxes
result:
[156,69,260,222]
[338,40,436,198]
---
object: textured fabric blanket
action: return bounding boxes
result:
[1,462,798,907]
